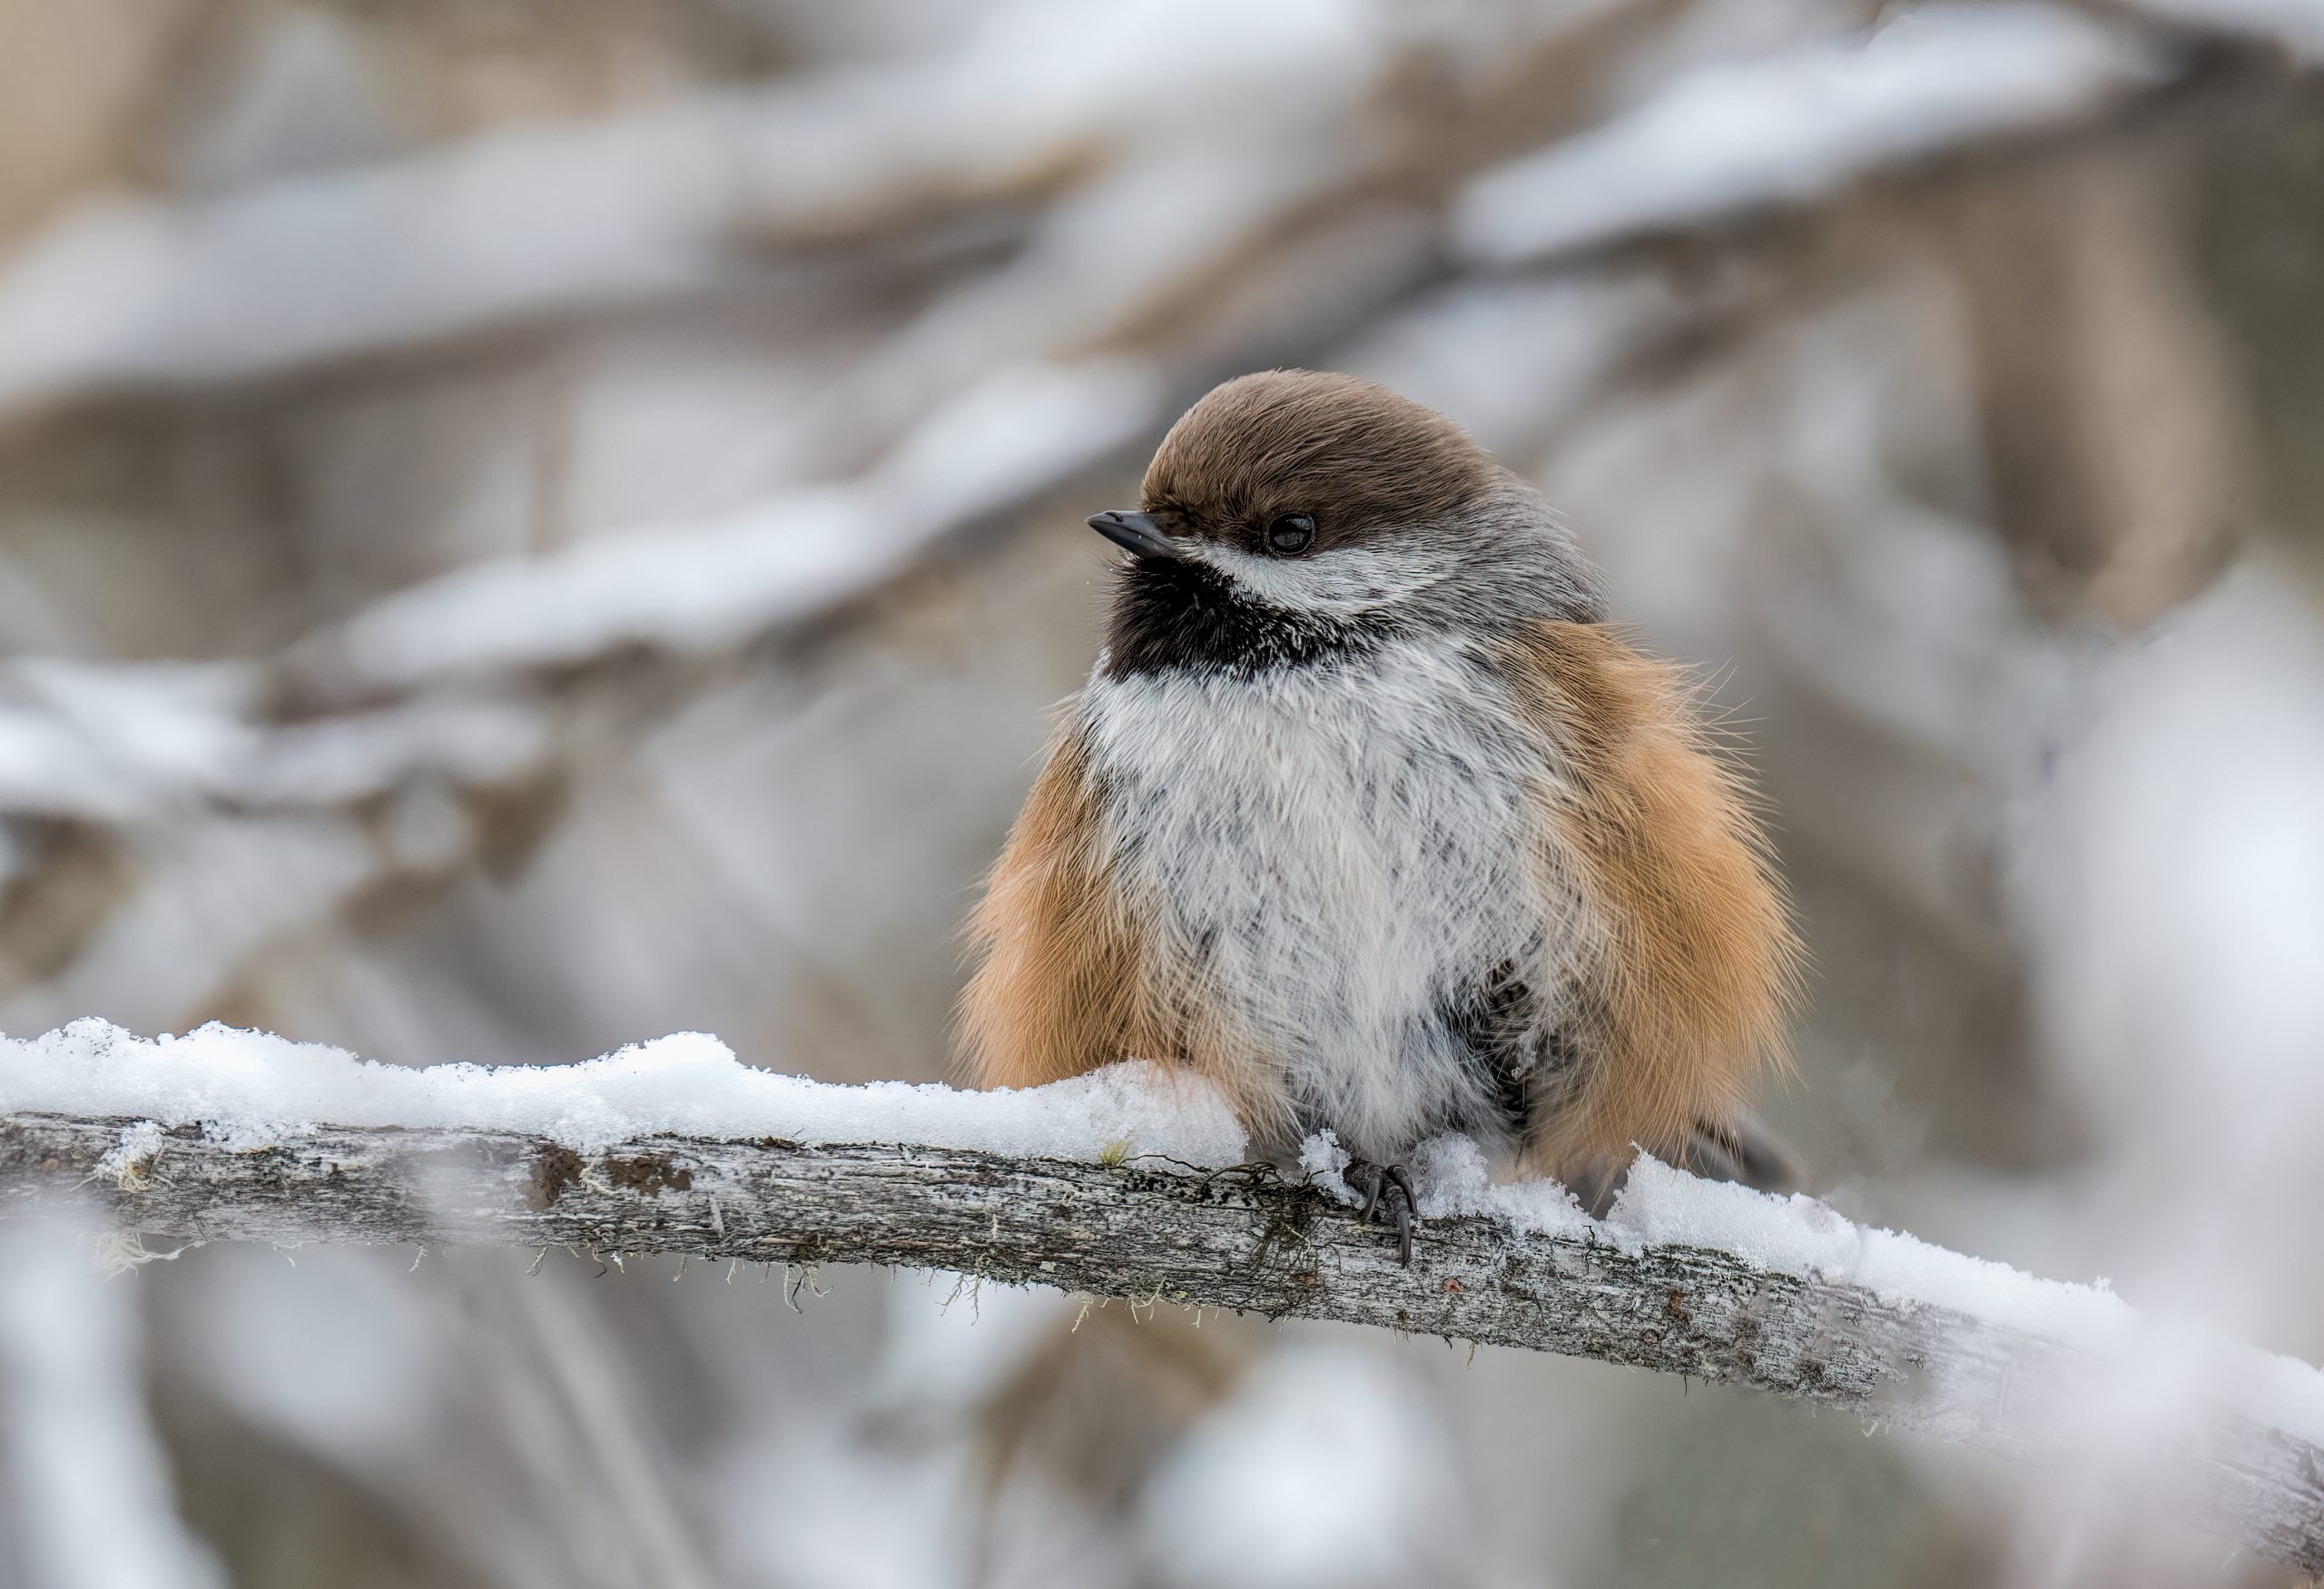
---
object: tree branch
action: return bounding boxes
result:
[2,1106,2319,1574]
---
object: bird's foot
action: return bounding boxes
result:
[1342,1158,1419,1265]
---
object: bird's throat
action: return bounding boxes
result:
[1101,557,1403,679]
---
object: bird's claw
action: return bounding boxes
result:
[1343,1159,1419,1265]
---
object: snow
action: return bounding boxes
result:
[321,358,1161,693]
[1344,1123,2135,1347]
[13,1015,2134,1351]
[0,1219,227,1589]
[11,1016,2324,1450]
[0,358,1153,820]
[1603,1152,2131,1343]
[1136,1341,1466,1589]
[1453,5,2168,266]
[0,1018,1248,1165]
[1410,1132,1596,1239]
[1298,1128,2324,1449]
[0,657,547,821]
[1302,1128,1595,1240]
[1604,1152,2324,1449]
[1316,1121,2152,1367]
[1998,564,2324,1459]
[0,0,1380,420]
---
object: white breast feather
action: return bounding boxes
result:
[1080,635,1596,1162]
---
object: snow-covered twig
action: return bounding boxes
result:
[1452,5,2173,267]
[0,357,1153,834]
[5,1109,2322,1573]
[294,359,1161,700]
[0,1022,2320,1574]
[0,660,547,824]
[0,0,1299,422]
[0,0,1498,423]
[0,4,2217,423]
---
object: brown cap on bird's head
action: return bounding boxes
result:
[1128,370,1507,558]
[1082,368,1602,656]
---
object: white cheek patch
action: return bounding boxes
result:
[1196,539,1459,616]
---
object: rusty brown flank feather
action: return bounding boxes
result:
[1502,621,1804,1182]
[957,726,1137,1091]
[957,726,1270,1121]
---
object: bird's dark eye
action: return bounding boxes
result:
[1265,514,1315,556]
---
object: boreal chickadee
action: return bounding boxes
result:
[960,370,1801,1260]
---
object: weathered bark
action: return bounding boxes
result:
[1,1107,2319,1573]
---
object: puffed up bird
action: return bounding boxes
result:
[959,370,1802,1261]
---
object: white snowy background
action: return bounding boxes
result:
[0,1,2320,1585]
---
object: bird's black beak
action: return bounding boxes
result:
[1087,509,1186,561]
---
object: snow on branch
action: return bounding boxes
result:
[295,360,1162,700]
[2,1022,2321,1574]
[0,358,1167,1033]
[0,0,1404,422]
[0,358,1157,832]
[0,4,2223,421]
[1452,5,2174,267]
[0,5,2249,817]
[0,660,547,824]
[0,5,1216,422]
